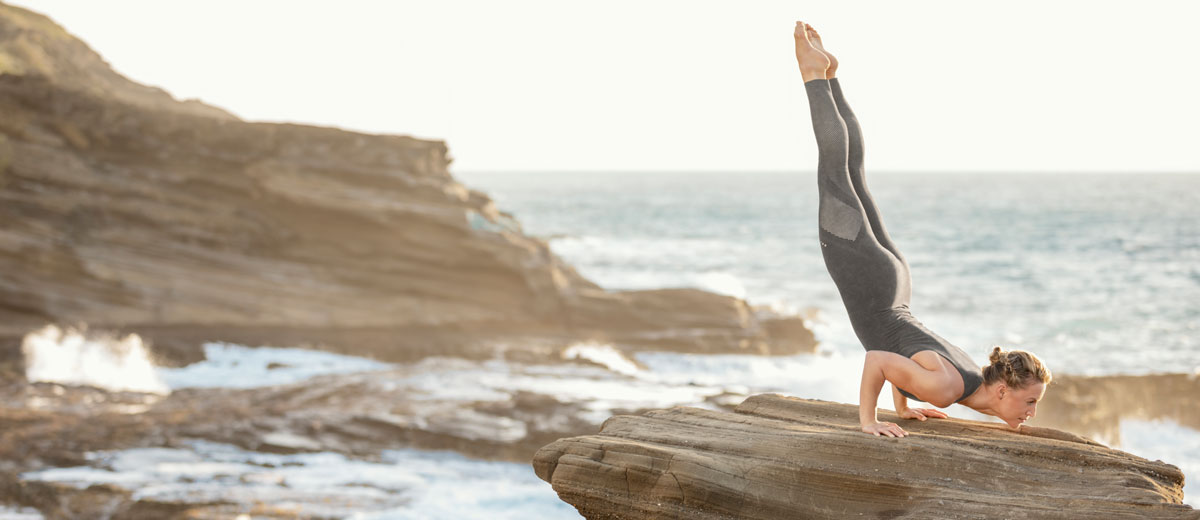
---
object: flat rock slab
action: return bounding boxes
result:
[534,394,1198,519]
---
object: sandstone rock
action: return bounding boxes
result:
[567,288,815,356]
[534,394,1199,519]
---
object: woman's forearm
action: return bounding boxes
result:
[858,352,887,426]
[891,383,909,413]
[857,351,912,437]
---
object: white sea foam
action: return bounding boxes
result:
[486,370,724,423]
[562,342,639,375]
[0,505,44,520]
[158,342,391,390]
[22,325,169,395]
[402,356,728,425]
[20,441,581,519]
[693,271,747,299]
[150,344,733,432]
[633,351,863,405]
[20,326,395,394]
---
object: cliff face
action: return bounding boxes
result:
[0,70,575,340]
[534,394,1198,520]
[0,2,813,367]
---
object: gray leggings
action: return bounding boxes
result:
[803,78,981,403]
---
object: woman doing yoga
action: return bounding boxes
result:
[794,22,1052,438]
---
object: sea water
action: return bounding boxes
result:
[458,170,1200,375]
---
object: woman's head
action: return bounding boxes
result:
[983,347,1051,428]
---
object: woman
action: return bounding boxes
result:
[794,22,1052,438]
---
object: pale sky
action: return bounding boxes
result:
[9,0,1200,173]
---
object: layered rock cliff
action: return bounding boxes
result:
[534,394,1199,519]
[0,1,813,370]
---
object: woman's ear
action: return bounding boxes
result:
[995,383,1007,400]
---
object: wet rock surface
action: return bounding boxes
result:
[534,393,1199,520]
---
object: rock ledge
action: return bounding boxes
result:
[534,394,1198,519]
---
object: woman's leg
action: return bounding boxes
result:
[803,22,907,267]
[804,77,908,345]
[797,21,909,346]
[828,78,906,266]
[799,22,953,437]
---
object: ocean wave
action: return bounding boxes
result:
[561,342,640,375]
[22,325,169,395]
[158,342,392,390]
[1120,420,1200,507]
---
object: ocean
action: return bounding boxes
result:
[457,170,1200,376]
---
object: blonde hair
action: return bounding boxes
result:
[982,347,1051,389]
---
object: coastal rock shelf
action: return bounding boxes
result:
[534,394,1199,519]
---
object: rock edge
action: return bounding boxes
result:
[534,394,1198,520]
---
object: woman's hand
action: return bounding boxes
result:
[898,408,949,421]
[862,421,907,437]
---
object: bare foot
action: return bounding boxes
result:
[805,23,837,79]
[794,21,830,82]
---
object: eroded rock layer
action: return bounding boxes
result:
[534,394,1199,520]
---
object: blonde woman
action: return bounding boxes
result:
[795,22,1052,437]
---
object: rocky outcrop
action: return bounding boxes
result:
[0,369,599,469]
[0,1,814,370]
[534,394,1199,519]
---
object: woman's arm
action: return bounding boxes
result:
[860,351,957,437]
[891,383,909,414]
[892,383,950,422]
[859,352,908,437]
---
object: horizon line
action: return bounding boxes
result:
[453,169,1200,175]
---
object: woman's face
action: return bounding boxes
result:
[999,381,1047,429]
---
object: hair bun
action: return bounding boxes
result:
[988,346,1006,365]
[988,346,1016,378]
